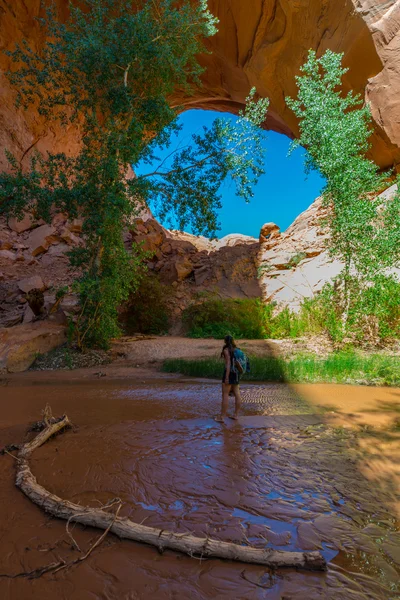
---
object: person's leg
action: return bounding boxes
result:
[215,383,230,422]
[232,384,242,419]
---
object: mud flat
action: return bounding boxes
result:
[0,376,399,599]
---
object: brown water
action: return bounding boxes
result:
[0,377,399,599]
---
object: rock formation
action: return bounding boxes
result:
[0,211,80,329]
[129,218,261,325]
[0,321,66,373]
[2,182,399,370]
[258,183,400,311]
[0,207,261,366]
[258,197,342,311]
[1,1,400,172]
[1,1,400,369]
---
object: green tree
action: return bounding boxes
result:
[287,50,400,337]
[0,0,269,348]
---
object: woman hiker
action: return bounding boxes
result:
[215,335,242,423]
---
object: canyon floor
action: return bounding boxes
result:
[1,352,399,600]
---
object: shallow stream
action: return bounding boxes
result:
[0,378,399,599]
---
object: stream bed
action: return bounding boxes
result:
[0,377,399,599]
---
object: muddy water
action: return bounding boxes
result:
[1,378,399,599]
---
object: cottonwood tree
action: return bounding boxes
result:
[287,50,400,340]
[0,0,269,348]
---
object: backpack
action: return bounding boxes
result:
[232,348,251,375]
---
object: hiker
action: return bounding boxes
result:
[215,335,242,423]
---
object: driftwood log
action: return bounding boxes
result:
[15,412,327,571]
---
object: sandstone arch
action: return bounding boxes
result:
[0,0,400,172]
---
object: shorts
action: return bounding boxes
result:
[222,369,240,385]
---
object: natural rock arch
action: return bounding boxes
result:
[1,0,400,172]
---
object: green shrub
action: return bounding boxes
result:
[181,275,400,345]
[308,275,400,345]
[262,300,325,339]
[265,275,400,346]
[287,252,307,269]
[182,295,268,339]
[182,294,329,340]
[121,275,171,335]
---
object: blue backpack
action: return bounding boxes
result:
[232,348,251,375]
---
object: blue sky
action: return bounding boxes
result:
[136,110,325,239]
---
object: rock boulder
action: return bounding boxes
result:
[8,212,35,233]
[17,275,45,293]
[0,321,66,373]
[28,225,59,256]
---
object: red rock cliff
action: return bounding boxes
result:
[1,0,400,171]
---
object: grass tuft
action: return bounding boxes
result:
[162,351,400,386]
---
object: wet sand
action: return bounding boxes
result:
[0,376,399,599]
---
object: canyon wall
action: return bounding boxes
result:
[1,1,400,171]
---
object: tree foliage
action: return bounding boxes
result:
[287,50,400,274]
[287,50,400,340]
[1,0,269,347]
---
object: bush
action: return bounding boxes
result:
[263,300,326,339]
[265,275,400,346]
[182,294,327,340]
[311,275,400,346]
[182,295,268,339]
[121,275,171,335]
[181,274,400,345]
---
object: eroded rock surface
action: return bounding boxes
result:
[0,212,81,329]
[258,184,400,311]
[0,321,66,373]
[129,217,261,324]
[1,1,400,172]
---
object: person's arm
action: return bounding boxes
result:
[224,348,230,384]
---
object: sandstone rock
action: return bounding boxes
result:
[46,242,70,257]
[134,220,148,234]
[60,294,79,314]
[66,218,83,233]
[23,304,35,323]
[0,240,13,250]
[214,234,258,250]
[0,249,16,261]
[44,294,56,312]
[261,250,293,270]
[8,212,34,233]
[123,230,132,245]
[60,227,82,246]
[161,242,172,254]
[174,257,194,281]
[18,275,44,293]
[2,0,400,178]
[24,255,40,266]
[0,309,23,328]
[0,321,66,373]
[194,265,210,286]
[51,212,68,227]
[0,229,13,250]
[48,308,68,326]
[134,231,164,254]
[28,224,59,256]
[260,222,280,242]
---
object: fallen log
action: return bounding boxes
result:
[14,412,327,571]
